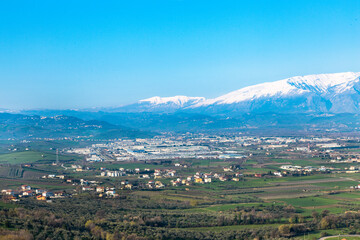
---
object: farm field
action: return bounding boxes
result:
[0,150,80,164]
[2,138,360,240]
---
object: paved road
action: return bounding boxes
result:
[318,234,360,240]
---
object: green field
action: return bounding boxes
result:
[201,202,273,212]
[313,180,359,189]
[0,151,79,164]
[328,192,360,199]
[184,223,282,232]
[299,206,346,216]
[279,196,339,207]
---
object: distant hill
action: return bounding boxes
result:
[0,113,154,140]
[15,111,360,136]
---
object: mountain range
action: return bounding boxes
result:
[0,113,154,140]
[5,72,360,136]
[108,72,360,115]
[107,96,205,113]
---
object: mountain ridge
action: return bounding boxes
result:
[0,113,155,140]
[11,72,360,134]
[104,95,206,113]
[194,72,360,106]
[114,72,360,114]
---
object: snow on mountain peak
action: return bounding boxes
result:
[286,72,360,92]
[139,96,205,106]
[194,72,360,107]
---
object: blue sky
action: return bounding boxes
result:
[0,0,359,109]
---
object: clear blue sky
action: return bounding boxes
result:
[0,0,359,110]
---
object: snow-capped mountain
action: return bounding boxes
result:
[190,72,360,114]
[108,96,206,113]
[14,72,360,133]
[139,96,205,106]
[195,72,359,105]
[110,72,360,114]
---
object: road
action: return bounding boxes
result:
[318,234,360,240]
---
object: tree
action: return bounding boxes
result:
[289,215,298,223]
[320,218,330,229]
[85,220,95,229]
[321,209,330,217]
[278,224,290,235]
[312,211,320,221]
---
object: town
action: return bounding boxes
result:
[2,134,360,205]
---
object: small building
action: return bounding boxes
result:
[125,184,133,190]
[42,191,54,198]
[36,195,46,201]
[106,190,116,197]
[2,189,15,195]
[155,181,165,188]
[21,185,31,191]
[195,178,203,183]
[22,191,33,197]
[219,176,228,182]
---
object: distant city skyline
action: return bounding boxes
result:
[0,0,359,110]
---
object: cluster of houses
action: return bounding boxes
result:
[1,180,120,201]
[174,163,189,168]
[279,165,329,172]
[42,174,65,179]
[97,166,247,190]
[1,185,66,202]
[277,163,360,175]
[169,171,244,187]
[330,157,360,163]
[329,158,360,173]
[100,170,126,177]
[99,167,157,178]
[84,186,117,197]
[146,181,165,189]
[350,184,360,189]
[269,165,334,177]
[344,166,360,173]
[153,169,176,178]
